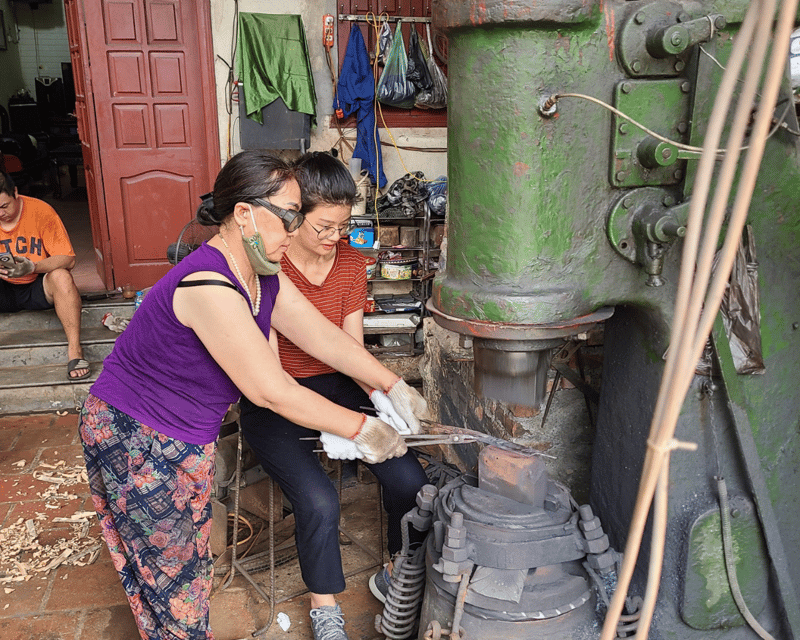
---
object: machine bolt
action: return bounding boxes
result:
[579,504,594,520]
[616,171,628,182]
[634,11,645,24]
[631,60,642,73]
[793,322,799,330]
[670,32,683,47]
[661,148,673,161]
[450,512,464,528]
[675,60,686,72]
[677,122,688,134]
[673,169,683,180]
[622,197,633,209]
[662,195,676,206]
[731,508,741,518]
[681,81,691,93]
[678,12,690,22]
[619,123,630,135]
[621,82,632,94]
[714,16,727,30]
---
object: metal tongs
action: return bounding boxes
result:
[405,419,555,458]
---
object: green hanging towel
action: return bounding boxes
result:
[237,13,317,126]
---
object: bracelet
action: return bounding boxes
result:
[349,413,367,441]
[385,377,402,394]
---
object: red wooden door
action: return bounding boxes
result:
[64,0,112,287]
[64,0,220,289]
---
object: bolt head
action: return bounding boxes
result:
[677,122,688,134]
[662,196,676,206]
[634,11,645,24]
[793,322,799,330]
[673,169,683,180]
[681,81,691,93]
[622,197,633,209]
[675,60,686,72]
[678,12,690,22]
[619,123,629,134]
[621,82,632,94]
[671,32,683,46]
[714,16,727,30]
[661,148,672,160]
[616,171,628,182]
[631,61,642,73]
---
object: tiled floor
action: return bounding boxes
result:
[0,411,388,640]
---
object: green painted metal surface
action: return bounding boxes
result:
[432,0,800,636]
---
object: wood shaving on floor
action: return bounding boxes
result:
[0,460,101,584]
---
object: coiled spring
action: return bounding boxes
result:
[375,511,428,639]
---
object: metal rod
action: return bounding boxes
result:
[339,14,432,23]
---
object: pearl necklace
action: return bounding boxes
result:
[219,234,261,316]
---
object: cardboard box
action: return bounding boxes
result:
[400,226,419,247]
[379,225,400,247]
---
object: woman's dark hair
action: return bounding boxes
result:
[0,171,16,198]
[196,150,296,226]
[293,151,357,214]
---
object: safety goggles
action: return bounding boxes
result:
[252,198,305,233]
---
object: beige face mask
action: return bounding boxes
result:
[241,212,281,276]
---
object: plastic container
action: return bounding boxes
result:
[365,256,378,279]
[134,290,145,311]
[381,258,415,280]
[350,227,375,248]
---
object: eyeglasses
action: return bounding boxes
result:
[252,198,305,233]
[305,218,359,240]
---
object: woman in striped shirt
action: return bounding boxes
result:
[239,152,428,640]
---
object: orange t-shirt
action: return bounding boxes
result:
[0,196,75,285]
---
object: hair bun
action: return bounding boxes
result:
[195,192,222,226]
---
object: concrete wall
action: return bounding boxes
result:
[0,0,26,115]
[208,0,447,184]
[12,1,69,97]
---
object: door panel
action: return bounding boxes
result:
[64,0,113,287]
[69,0,219,288]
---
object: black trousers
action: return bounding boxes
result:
[239,372,428,594]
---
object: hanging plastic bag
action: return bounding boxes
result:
[415,23,447,109]
[407,27,433,91]
[377,20,393,66]
[376,23,416,109]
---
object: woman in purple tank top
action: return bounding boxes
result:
[79,151,430,640]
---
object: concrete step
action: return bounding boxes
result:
[0,299,132,415]
[0,363,97,414]
[0,299,134,332]
[0,326,119,366]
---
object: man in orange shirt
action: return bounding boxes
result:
[0,171,89,379]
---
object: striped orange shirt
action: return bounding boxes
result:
[278,242,367,378]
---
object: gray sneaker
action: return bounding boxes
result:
[369,565,391,603]
[310,604,350,640]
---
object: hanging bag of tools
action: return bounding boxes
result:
[415,23,447,109]
[406,26,433,93]
[376,21,416,108]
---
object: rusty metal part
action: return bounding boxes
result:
[427,301,613,406]
[433,0,599,30]
[426,300,614,342]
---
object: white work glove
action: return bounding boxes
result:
[385,379,430,435]
[352,416,408,464]
[370,389,411,434]
[0,255,34,279]
[319,431,362,460]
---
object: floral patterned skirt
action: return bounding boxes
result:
[80,394,216,640]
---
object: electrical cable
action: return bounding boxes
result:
[717,477,776,640]
[599,0,798,637]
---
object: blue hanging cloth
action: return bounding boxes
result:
[334,24,387,188]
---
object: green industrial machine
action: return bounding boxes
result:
[427,0,800,637]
